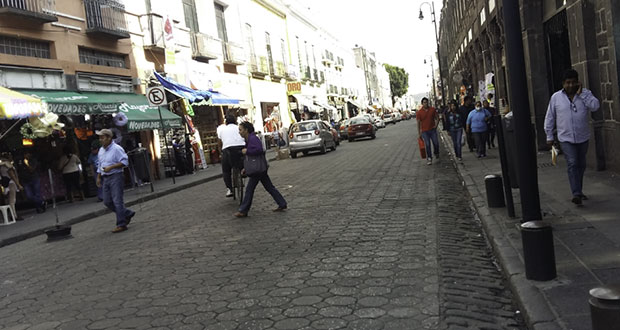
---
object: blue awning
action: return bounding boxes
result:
[208,91,239,106]
[154,72,211,103]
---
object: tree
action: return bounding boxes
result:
[384,64,409,106]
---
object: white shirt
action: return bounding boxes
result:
[217,124,246,150]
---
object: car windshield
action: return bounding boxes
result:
[384,114,392,117]
[291,122,318,132]
[350,118,369,125]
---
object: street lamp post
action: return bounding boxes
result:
[419,1,445,108]
[424,57,437,106]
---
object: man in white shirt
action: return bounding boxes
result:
[217,114,247,197]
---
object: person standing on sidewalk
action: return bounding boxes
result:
[58,146,84,202]
[16,150,46,213]
[483,100,498,149]
[466,101,492,158]
[544,69,600,205]
[458,96,475,152]
[218,114,246,198]
[445,100,464,161]
[417,97,440,165]
[0,153,24,221]
[233,122,287,218]
[96,129,135,233]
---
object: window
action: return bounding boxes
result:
[280,38,287,68]
[291,122,318,132]
[265,32,274,75]
[296,36,302,74]
[0,35,50,59]
[480,8,486,25]
[79,47,126,68]
[245,24,255,63]
[183,0,199,32]
[214,3,227,41]
[489,0,496,12]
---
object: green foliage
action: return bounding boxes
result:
[383,64,409,105]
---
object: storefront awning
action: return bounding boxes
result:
[347,99,364,110]
[314,100,337,113]
[18,90,182,131]
[0,86,48,119]
[118,94,183,132]
[154,72,211,104]
[293,94,321,113]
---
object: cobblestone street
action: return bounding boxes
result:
[0,121,524,330]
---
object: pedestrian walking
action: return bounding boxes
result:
[544,69,600,205]
[233,122,287,218]
[16,150,46,213]
[483,100,498,148]
[0,153,24,220]
[218,114,246,198]
[96,129,135,233]
[458,96,475,152]
[58,146,84,202]
[445,100,464,161]
[466,101,492,158]
[416,97,440,165]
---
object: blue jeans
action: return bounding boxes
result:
[421,129,439,159]
[560,141,589,197]
[102,173,134,227]
[449,129,463,158]
[239,172,287,214]
[23,176,44,210]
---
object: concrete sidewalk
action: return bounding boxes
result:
[439,130,620,330]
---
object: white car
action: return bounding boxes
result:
[382,113,396,125]
[374,117,386,128]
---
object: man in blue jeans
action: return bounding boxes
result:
[544,69,600,205]
[417,97,440,165]
[96,129,135,233]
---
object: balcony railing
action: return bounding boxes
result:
[272,61,286,79]
[0,0,57,22]
[312,68,319,82]
[302,66,311,81]
[84,0,129,39]
[222,41,245,65]
[191,32,219,62]
[249,55,269,77]
[143,13,165,51]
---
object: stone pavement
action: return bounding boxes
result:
[439,129,620,330]
[0,122,525,330]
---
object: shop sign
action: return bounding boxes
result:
[48,103,117,115]
[128,119,181,131]
[286,81,302,95]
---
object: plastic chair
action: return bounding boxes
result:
[0,205,16,225]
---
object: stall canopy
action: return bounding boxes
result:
[347,99,364,110]
[18,90,182,131]
[154,72,239,106]
[0,86,47,119]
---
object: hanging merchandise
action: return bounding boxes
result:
[114,112,129,126]
[20,122,36,139]
[111,127,123,144]
[58,115,74,129]
[180,99,195,117]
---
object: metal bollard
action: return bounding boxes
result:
[484,175,506,208]
[521,221,556,281]
[590,285,620,330]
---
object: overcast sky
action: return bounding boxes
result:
[307,0,443,96]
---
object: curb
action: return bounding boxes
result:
[438,131,563,330]
[0,173,223,248]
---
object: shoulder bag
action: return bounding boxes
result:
[244,152,268,177]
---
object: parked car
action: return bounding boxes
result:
[323,121,340,145]
[288,120,337,158]
[382,113,396,125]
[347,117,376,141]
[394,112,402,122]
[339,119,351,139]
[374,117,386,128]
[411,109,416,118]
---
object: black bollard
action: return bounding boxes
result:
[485,174,506,208]
[590,285,620,330]
[521,221,556,281]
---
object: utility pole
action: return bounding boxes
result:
[502,0,542,221]
[419,1,446,108]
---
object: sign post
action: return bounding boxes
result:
[147,87,176,184]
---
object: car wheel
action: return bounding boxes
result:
[302,151,309,156]
[291,152,297,159]
[336,139,340,146]
[348,138,354,142]
[330,142,336,151]
[320,142,327,154]
[371,134,376,139]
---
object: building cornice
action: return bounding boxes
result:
[253,0,286,19]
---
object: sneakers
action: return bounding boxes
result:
[112,226,128,233]
[571,196,583,205]
[457,157,463,162]
[426,159,432,165]
[233,212,247,218]
[225,189,233,198]
[273,206,287,212]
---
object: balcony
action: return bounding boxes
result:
[84,0,129,39]
[0,0,57,23]
[334,58,344,69]
[272,61,286,80]
[222,41,245,65]
[319,71,325,84]
[191,32,219,62]
[249,55,269,78]
[143,13,165,52]
[312,68,319,82]
[302,66,311,81]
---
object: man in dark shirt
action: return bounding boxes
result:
[16,150,46,213]
[458,96,475,152]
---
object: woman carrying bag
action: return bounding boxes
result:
[233,122,287,218]
[58,146,84,202]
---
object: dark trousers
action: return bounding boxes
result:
[62,171,82,200]
[466,130,475,151]
[449,129,463,158]
[239,172,287,214]
[473,132,487,157]
[222,146,244,190]
[102,172,133,227]
[487,128,496,148]
[560,141,588,197]
[23,176,44,210]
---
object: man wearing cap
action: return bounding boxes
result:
[96,129,135,233]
